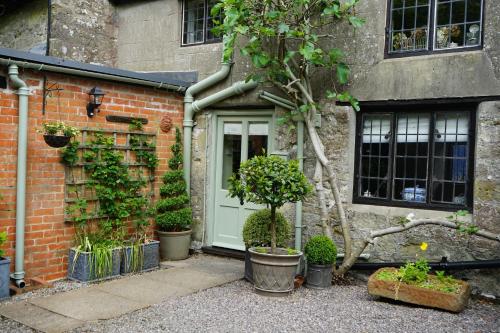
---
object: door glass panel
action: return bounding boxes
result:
[248,123,269,159]
[221,123,242,189]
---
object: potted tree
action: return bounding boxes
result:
[156,128,192,260]
[228,155,312,295]
[0,230,10,299]
[304,235,337,289]
[39,121,80,148]
[242,209,292,283]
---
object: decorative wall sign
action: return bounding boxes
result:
[106,115,148,125]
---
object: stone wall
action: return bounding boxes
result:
[50,0,118,66]
[0,0,48,54]
[0,66,183,281]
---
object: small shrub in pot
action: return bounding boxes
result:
[228,155,312,295]
[242,209,291,282]
[304,235,337,289]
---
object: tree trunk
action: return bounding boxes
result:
[270,205,277,253]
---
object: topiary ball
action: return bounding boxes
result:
[242,209,291,248]
[304,235,337,265]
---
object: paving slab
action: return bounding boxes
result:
[143,267,224,291]
[30,288,146,321]
[1,255,244,333]
[0,301,83,333]
[94,274,193,304]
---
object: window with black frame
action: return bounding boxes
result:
[388,0,483,54]
[355,109,474,209]
[182,0,222,45]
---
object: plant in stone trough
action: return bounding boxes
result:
[228,155,312,253]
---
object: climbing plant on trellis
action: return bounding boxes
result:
[61,127,158,239]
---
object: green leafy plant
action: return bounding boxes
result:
[0,231,7,258]
[242,209,291,248]
[228,155,312,253]
[156,128,192,232]
[304,235,337,265]
[376,243,461,295]
[397,258,430,284]
[39,121,80,137]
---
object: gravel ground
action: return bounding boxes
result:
[67,279,499,333]
[1,278,499,333]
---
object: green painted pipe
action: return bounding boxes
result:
[0,58,185,92]
[183,63,232,194]
[8,64,28,288]
[257,91,304,251]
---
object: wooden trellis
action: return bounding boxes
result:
[64,128,157,222]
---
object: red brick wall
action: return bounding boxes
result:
[0,67,183,281]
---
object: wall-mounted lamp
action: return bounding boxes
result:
[86,87,105,118]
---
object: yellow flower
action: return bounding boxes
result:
[420,242,428,251]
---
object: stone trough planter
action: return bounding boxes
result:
[121,240,160,274]
[367,268,471,312]
[68,248,121,282]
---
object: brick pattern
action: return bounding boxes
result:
[0,68,183,281]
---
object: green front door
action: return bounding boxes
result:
[212,116,273,250]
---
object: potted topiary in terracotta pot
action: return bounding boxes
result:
[304,235,337,289]
[156,128,192,260]
[228,155,312,296]
[242,209,292,283]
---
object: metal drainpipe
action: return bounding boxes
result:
[258,91,304,251]
[183,62,232,194]
[8,64,28,288]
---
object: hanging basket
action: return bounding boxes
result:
[43,135,71,148]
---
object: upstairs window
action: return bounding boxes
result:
[354,106,475,210]
[182,0,222,45]
[388,0,483,55]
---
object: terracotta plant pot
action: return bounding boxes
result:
[367,267,471,312]
[157,229,192,261]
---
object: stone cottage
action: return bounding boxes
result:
[0,0,498,295]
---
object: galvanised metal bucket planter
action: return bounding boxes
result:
[249,247,302,296]
[68,248,121,282]
[158,229,191,261]
[121,240,160,274]
[305,263,332,289]
[0,257,11,300]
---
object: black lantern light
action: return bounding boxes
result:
[86,87,105,118]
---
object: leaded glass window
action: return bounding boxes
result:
[388,0,483,54]
[355,108,474,210]
[182,0,222,45]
